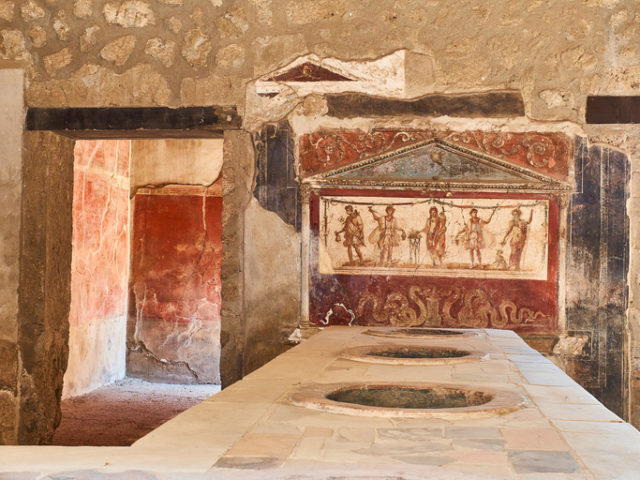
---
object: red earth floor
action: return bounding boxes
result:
[52,377,220,446]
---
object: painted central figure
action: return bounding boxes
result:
[368,205,406,266]
[422,206,447,266]
[455,208,496,268]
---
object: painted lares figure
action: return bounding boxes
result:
[455,208,496,268]
[368,205,406,266]
[501,208,533,270]
[422,206,447,266]
[335,205,365,266]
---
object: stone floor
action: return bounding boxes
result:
[53,378,220,446]
[1,327,639,479]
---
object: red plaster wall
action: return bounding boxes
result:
[128,185,222,384]
[65,140,130,397]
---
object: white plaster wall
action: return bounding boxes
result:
[0,68,23,345]
[243,198,301,373]
[62,316,127,399]
[131,139,224,189]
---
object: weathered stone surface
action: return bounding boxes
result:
[0,1,14,21]
[103,0,154,28]
[159,0,182,4]
[0,30,27,60]
[20,1,45,21]
[249,0,272,25]
[165,16,182,33]
[19,131,75,444]
[53,11,70,41]
[215,43,244,70]
[73,0,92,18]
[27,26,46,48]
[285,0,346,24]
[79,25,99,52]
[0,340,18,394]
[0,390,17,444]
[100,35,136,66]
[43,48,72,76]
[220,131,254,388]
[180,75,242,106]
[144,38,176,68]
[181,29,211,69]
[214,7,248,39]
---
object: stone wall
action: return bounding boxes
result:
[19,131,75,444]
[63,140,130,399]
[127,139,223,384]
[0,0,633,122]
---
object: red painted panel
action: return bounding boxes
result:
[130,194,222,326]
[69,140,130,326]
[299,130,571,180]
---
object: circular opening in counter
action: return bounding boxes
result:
[338,345,487,365]
[289,382,526,418]
[326,385,493,409]
[363,328,478,339]
[370,346,469,359]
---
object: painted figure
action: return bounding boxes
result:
[502,208,533,270]
[368,205,406,266]
[422,206,447,266]
[455,208,496,268]
[335,205,365,265]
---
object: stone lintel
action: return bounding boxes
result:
[326,91,525,118]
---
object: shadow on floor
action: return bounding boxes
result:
[52,377,220,446]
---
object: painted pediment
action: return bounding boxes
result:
[266,62,354,82]
[307,139,570,191]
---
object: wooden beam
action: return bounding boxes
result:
[25,106,241,137]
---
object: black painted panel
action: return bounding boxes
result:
[586,96,640,124]
[253,122,300,231]
[326,91,525,118]
[566,138,629,417]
